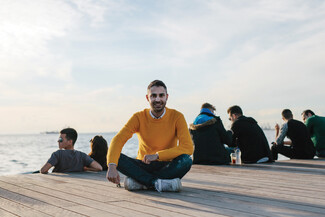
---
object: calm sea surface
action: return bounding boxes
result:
[0,130,285,176]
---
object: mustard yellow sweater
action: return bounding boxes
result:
[107,108,194,165]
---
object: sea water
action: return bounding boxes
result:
[0,132,139,176]
[0,130,285,176]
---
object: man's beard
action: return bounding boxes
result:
[152,102,165,113]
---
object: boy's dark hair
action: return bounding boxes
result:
[282,109,293,120]
[227,105,243,115]
[301,109,315,116]
[147,80,167,93]
[60,128,78,145]
[201,103,216,111]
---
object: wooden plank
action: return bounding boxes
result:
[45,166,319,202]
[46,170,322,211]
[191,168,325,192]
[181,182,325,215]
[69,166,324,215]
[0,196,48,217]
[109,201,193,217]
[1,159,325,216]
[23,173,323,216]
[182,169,325,210]
[0,178,158,217]
[0,205,20,217]
[184,171,325,198]
[46,167,325,205]
[31,176,226,216]
[4,174,261,216]
[188,165,325,192]
[142,187,323,217]
[0,187,83,217]
[2,175,217,216]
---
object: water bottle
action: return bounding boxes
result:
[235,148,241,165]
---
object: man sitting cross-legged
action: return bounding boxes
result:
[106,80,193,192]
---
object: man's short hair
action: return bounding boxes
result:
[60,128,78,145]
[227,105,243,115]
[282,109,293,120]
[301,109,315,116]
[147,80,167,93]
[201,103,216,111]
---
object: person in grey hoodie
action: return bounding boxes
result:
[227,105,273,163]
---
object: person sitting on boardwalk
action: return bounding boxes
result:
[88,135,108,170]
[271,109,315,160]
[106,80,193,192]
[227,105,273,163]
[301,110,325,158]
[190,103,232,165]
[40,128,102,174]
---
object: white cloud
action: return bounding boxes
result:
[1,0,325,133]
[72,0,133,27]
[0,0,79,81]
[0,0,128,82]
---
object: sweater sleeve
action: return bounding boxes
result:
[156,114,194,161]
[107,114,140,165]
[276,123,288,145]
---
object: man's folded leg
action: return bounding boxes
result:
[117,154,192,192]
[117,154,157,188]
[152,154,192,179]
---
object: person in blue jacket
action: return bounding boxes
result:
[190,103,232,165]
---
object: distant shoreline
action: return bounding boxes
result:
[0,132,119,136]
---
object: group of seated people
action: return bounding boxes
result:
[190,103,325,165]
[39,80,325,193]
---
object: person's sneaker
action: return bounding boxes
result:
[256,157,269,163]
[124,177,147,191]
[154,178,182,192]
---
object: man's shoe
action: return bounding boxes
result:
[124,177,147,191]
[154,178,182,192]
[256,157,269,163]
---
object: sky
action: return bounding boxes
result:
[1,0,325,134]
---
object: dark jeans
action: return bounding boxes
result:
[316,149,325,158]
[271,144,314,160]
[271,144,293,160]
[117,154,192,187]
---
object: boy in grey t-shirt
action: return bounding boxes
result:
[40,128,102,173]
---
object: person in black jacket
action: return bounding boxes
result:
[190,103,232,165]
[271,109,315,160]
[227,105,273,163]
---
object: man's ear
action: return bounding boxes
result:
[166,94,169,101]
[68,139,73,146]
[146,95,149,102]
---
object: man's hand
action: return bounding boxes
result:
[142,154,159,164]
[275,123,280,131]
[106,164,120,184]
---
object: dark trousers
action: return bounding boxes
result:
[117,154,192,187]
[271,144,314,160]
[316,149,325,158]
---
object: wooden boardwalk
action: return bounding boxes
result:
[1,159,325,216]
